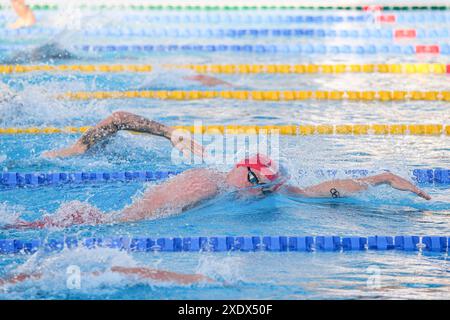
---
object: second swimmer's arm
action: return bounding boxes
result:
[43,111,204,158]
[42,111,171,158]
[183,74,234,87]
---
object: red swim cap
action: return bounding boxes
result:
[235,153,280,181]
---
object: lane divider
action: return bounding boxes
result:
[0,236,448,254]
[59,90,450,101]
[168,63,450,74]
[0,14,369,24]
[2,27,449,39]
[2,44,447,55]
[2,63,449,75]
[1,169,448,188]
[0,124,449,136]
[0,171,181,188]
[73,44,450,55]
[66,13,450,24]
[3,13,448,24]
[0,5,447,11]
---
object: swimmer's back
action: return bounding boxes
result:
[121,168,225,221]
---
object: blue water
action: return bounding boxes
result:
[0,7,449,299]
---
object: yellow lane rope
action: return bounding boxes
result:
[60,90,450,101]
[2,63,449,74]
[166,63,450,74]
[1,125,448,136]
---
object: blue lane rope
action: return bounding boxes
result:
[0,235,448,254]
[117,13,450,24]
[61,13,450,24]
[1,169,448,188]
[2,44,448,55]
[0,14,380,24]
[0,12,449,24]
[0,170,181,188]
[2,28,449,39]
[73,44,450,55]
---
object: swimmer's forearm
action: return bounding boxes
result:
[44,112,173,158]
[79,111,173,151]
[282,180,369,198]
[112,112,173,138]
[284,173,430,200]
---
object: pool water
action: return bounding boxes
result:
[0,6,449,299]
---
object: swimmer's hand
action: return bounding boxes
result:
[169,129,206,159]
[388,177,431,200]
[41,141,87,159]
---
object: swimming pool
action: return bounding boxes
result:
[0,2,449,299]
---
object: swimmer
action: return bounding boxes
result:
[8,0,36,29]
[183,74,234,87]
[4,43,75,64]
[5,111,430,230]
[0,265,213,287]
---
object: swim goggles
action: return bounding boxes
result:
[247,167,273,194]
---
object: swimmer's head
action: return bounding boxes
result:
[226,153,288,194]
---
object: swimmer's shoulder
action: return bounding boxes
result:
[178,168,226,191]
[181,167,225,179]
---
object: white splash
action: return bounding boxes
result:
[7,247,139,296]
[0,202,21,225]
[196,254,246,284]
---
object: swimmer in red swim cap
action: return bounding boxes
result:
[7,112,430,230]
[231,153,288,194]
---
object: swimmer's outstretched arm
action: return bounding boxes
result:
[281,172,431,200]
[0,266,212,287]
[43,111,204,158]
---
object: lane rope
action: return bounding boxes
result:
[1,12,449,25]
[0,236,448,254]
[3,63,450,74]
[2,27,449,39]
[0,5,448,11]
[38,13,450,24]
[0,171,181,188]
[170,63,450,74]
[1,169,448,188]
[1,44,447,55]
[0,124,449,136]
[59,90,450,101]
[72,44,449,55]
